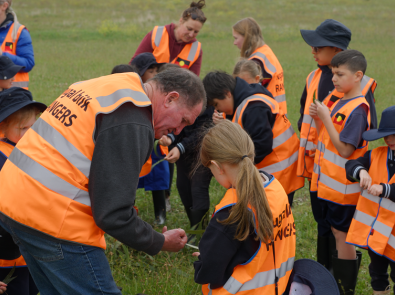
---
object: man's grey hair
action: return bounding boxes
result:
[150,67,207,110]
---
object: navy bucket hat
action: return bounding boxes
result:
[284,259,340,295]
[0,55,24,80]
[363,105,395,141]
[131,52,164,76]
[300,19,351,51]
[0,87,47,123]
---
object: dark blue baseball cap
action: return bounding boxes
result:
[300,19,351,50]
[363,105,395,141]
[0,55,24,80]
[0,87,47,123]
[284,259,340,295]
[130,52,164,76]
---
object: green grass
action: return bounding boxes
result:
[16,0,395,293]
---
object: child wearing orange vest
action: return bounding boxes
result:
[297,19,377,273]
[203,71,303,206]
[232,18,287,114]
[0,87,46,295]
[233,59,262,84]
[193,120,295,295]
[309,50,371,294]
[345,106,395,295]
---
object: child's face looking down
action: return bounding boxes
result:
[384,134,395,151]
[0,76,15,90]
[211,92,234,116]
[331,65,363,94]
[141,66,159,83]
[311,46,341,66]
[4,113,36,143]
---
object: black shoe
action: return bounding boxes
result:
[152,191,166,225]
[332,254,360,294]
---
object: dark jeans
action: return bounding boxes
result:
[0,267,38,295]
[0,219,122,295]
[368,249,395,291]
[176,154,212,211]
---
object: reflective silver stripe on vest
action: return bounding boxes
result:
[361,190,381,204]
[8,147,91,206]
[249,52,276,74]
[307,69,317,89]
[300,138,317,151]
[275,94,286,103]
[319,172,361,195]
[353,210,393,239]
[222,256,295,294]
[388,235,395,249]
[323,148,348,168]
[273,125,295,149]
[317,141,325,153]
[234,95,276,123]
[314,163,320,174]
[361,75,372,91]
[12,81,29,88]
[187,41,199,61]
[96,88,150,108]
[302,114,316,128]
[31,118,91,177]
[154,26,164,47]
[259,151,298,174]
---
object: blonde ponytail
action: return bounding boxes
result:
[200,120,274,243]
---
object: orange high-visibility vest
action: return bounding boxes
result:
[0,140,27,268]
[297,68,377,179]
[232,94,304,195]
[0,73,152,249]
[202,176,295,294]
[151,26,201,69]
[1,23,29,89]
[346,147,395,261]
[311,96,371,205]
[248,45,287,114]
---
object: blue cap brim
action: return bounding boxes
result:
[363,129,395,141]
[0,100,47,123]
[300,30,347,50]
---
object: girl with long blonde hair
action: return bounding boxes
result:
[193,120,296,295]
[232,17,288,114]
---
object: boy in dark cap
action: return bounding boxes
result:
[0,55,24,91]
[0,87,47,295]
[130,52,163,83]
[346,105,395,295]
[296,19,378,273]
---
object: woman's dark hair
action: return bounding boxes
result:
[202,71,236,105]
[111,64,140,75]
[182,0,207,24]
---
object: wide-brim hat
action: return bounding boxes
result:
[284,259,340,295]
[300,19,351,51]
[131,52,164,76]
[363,105,395,141]
[0,87,47,123]
[0,55,24,80]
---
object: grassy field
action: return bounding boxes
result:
[16,0,395,294]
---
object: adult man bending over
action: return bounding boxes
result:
[0,67,206,294]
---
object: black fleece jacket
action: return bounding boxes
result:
[226,78,276,164]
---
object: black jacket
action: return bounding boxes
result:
[228,78,276,164]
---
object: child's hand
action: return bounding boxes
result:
[359,170,372,190]
[165,147,180,163]
[315,100,330,123]
[158,135,172,147]
[192,252,200,257]
[212,110,224,125]
[368,184,383,197]
[0,281,7,294]
[309,148,316,158]
[309,103,319,119]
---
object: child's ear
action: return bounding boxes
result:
[210,160,224,174]
[355,70,364,82]
[255,75,260,83]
